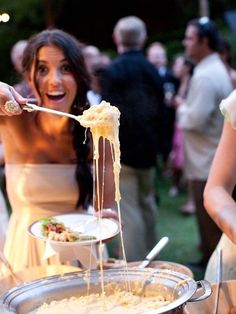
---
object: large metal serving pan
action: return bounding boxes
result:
[0,268,212,314]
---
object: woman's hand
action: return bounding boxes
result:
[96,208,119,221]
[96,208,124,229]
[0,82,27,116]
[95,208,124,226]
[172,95,184,109]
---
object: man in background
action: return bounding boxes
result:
[176,17,233,269]
[101,16,164,261]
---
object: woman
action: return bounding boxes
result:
[204,89,236,281]
[0,29,115,273]
[170,55,195,214]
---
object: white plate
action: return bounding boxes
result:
[28,213,120,247]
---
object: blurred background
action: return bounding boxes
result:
[0,0,235,84]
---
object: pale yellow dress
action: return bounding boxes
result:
[3,163,79,273]
[205,90,236,282]
[205,234,236,282]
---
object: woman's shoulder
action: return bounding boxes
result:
[220,89,236,129]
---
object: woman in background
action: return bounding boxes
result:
[170,54,195,214]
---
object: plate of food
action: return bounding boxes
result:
[28,213,120,247]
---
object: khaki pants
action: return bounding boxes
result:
[114,165,158,262]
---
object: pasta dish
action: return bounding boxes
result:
[36,290,171,314]
[77,100,121,203]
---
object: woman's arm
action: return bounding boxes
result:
[204,122,236,243]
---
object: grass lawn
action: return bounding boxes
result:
[155,174,205,280]
[107,168,206,280]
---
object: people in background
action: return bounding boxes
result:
[170,54,196,215]
[82,45,101,72]
[176,17,233,269]
[218,38,236,88]
[146,42,178,174]
[86,54,111,107]
[82,45,111,106]
[10,39,33,98]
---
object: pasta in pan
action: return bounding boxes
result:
[36,291,170,314]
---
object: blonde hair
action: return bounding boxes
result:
[113,16,147,49]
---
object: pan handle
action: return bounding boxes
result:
[187,280,212,303]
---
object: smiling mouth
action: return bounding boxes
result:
[47,93,66,101]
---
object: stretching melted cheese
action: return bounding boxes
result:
[36,101,134,314]
[78,101,127,293]
[78,100,121,203]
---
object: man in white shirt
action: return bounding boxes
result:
[176,17,233,268]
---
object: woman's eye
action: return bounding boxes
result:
[61,64,71,73]
[37,65,48,75]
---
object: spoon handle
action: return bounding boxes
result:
[23,103,79,121]
[138,236,169,269]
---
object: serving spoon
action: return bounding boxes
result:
[23,103,81,122]
[137,237,169,296]
[138,236,169,269]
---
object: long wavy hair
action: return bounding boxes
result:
[22,28,93,209]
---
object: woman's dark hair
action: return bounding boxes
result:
[22,29,93,209]
[183,56,195,76]
[218,38,232,65]
[188,17,221,51]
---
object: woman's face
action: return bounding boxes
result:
[33,45,77,112]
[172,56,184,79]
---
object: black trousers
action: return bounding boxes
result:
[192,180,222,264]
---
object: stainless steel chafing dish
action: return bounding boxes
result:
[0,268,212,314]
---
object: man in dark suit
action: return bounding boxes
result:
[101,16,164,261]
